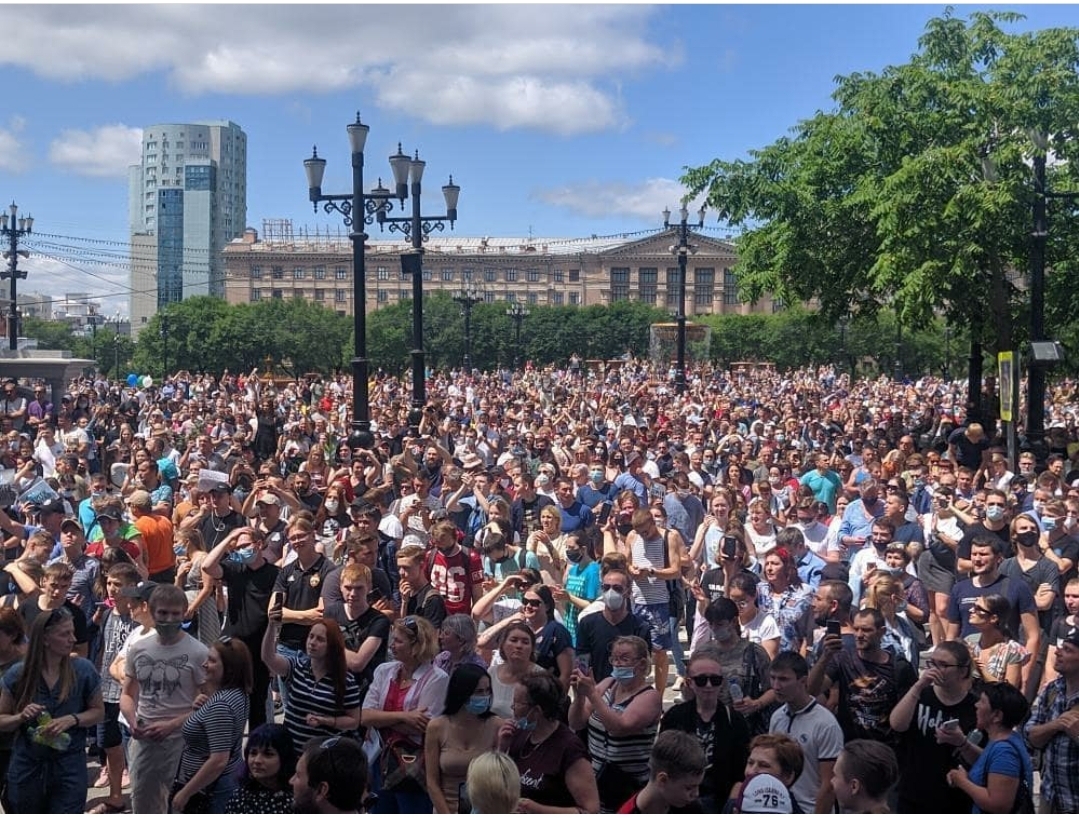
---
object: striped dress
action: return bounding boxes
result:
[282,653,362,755]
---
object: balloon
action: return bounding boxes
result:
[126,374,138,387]
[143,375,154,388]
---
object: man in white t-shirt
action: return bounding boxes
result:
[120,584,209,814]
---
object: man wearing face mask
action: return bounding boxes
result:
[577,457,614,513]
[121,584,209,814]
[1040,500,1079,586]
[575,565,651,685]
[955,488,1012,575]
[202,526,279,730]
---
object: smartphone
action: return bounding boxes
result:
[722,535,739,559]
[270,591,285,610]
[941,719,960,731]
[597,502,612,526]
[1045,517,1057,532]
[826,619,841,637]
[576,654,591,674]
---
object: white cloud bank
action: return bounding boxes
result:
[49,125,143,178]
[534,177,707,221]
[0,5,678,136]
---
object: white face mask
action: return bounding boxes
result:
[325,499,339,515]
[602,588,624,611]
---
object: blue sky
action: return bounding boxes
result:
[1,3,1077,316]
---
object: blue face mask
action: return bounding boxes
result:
[514,716,537,731]
[465,695,491,715]
[611,666,635,682]
[228,546,257,565]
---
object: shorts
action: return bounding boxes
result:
[632,602,673,651]
[101,701,123,749]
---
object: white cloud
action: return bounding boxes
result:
[534,177,707,221]
[18,256,130,317]
[0,5,676,136]
[48,125,143,178]
[0,116,30,172]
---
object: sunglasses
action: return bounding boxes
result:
[690,674,724,687]
[521,598,542,608]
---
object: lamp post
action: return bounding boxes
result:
[1027,131,1079,463]
[112,312,122,380]
[88,306,98,364]
[838,316,848,377]
[1,202,32,351]
[943,325,951,382]
[304,113,406,450]
[663,204,705,394]
[453,276,484,372]
[506,302,530,369]
[376,146,460,435]
[894,319,902,382]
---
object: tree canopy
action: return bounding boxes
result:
[682,9,1079,359]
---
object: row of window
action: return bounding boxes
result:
[610,267,738,306]
[248,265,582,284]
[249,288,580,307]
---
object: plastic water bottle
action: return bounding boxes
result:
[29,714,71,751]
[967,729,983,747]
[729,679,745,703]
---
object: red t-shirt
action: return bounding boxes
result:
[426,547,484,617]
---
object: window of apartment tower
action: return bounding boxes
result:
[252,288,262,301]
[377,266,389,281]
[505,268,518,282]
[293,267,306,280]
[315,267,327,280]
[272,267,284,280]
[551,291,564,306]
[526,269,541,283]
[569,269,580,283]
[569,292,580,306]
[314,290,325,302]
[552,269,564,283]
[335,267,348,280]
[484,269,497,282]
[665,268,681,309]
[610,268,630,302]
[251,266,262,279]
[272,289,283,300]
[335,289,347,303]
[442,268,456,282]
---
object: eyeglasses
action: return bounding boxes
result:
[690,674,724,687]
[925,659,963,670]
[600,584,625,593]
[521,598,542,608]
[401,616,419,634]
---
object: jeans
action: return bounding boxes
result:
[8,745,90,814]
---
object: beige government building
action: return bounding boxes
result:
[221,219,778,315]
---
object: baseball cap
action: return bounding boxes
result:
[38,498,65,516]
[255,491,280,506]
[60,517,83,534]
[737,773,794,814]
[209,481,231,494]
[119,580,159,602]
[1060,627,1079,649]
[127,490,153,510]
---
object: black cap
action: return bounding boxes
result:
[119,580,158,602]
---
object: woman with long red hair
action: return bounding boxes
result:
[262,616,362,756]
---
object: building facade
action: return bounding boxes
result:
[129,121,247,333]
[222,221,775,316]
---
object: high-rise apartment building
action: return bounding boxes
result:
[128,120,247,333]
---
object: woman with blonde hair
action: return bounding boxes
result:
[465,750,520,814]
[863,568,921,666]
[363,616,450,814]
[175,528,220,646]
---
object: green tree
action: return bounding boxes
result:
[683,9,1079,364]
[20,316,75,350]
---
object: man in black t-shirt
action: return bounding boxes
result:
[202,526,279,729]
[396,542,447,628]
[576,567,651,683]
[196,482,244,551]
[324,563,390,700]
[809,608,916,746]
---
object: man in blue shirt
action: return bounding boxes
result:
[780,525,826,591]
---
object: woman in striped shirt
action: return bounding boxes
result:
[568,635,662,812]
[262,617,362,756]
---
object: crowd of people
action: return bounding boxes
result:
[0,360,1078,812]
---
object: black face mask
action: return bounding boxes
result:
[616,522,633,538]
[1016,530,1039,548]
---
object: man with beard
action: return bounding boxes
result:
[292,736,369,813]
[808,608,917,747]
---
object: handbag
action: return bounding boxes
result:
[379,735,426,791]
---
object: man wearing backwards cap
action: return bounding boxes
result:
[1026,625,1079,812]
